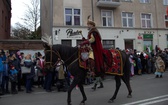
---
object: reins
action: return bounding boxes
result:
[45,46,61,68]
[45,46,79,68]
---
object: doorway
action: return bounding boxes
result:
[125,40,133,50]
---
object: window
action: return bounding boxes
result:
[141,13,152,28]
[5,16,7,31]
[61,40,72,46]
[122,12,134,27]
[163,0,168,5]
[65,8,81,26]
[101,10,113,27]
[76,40,83,46]
[102,0,112,1]
[140,0,150,3]
[101,0,120,1]
[2,10,4,27]
[102,40,115,49]
[165,15,168,28]
[122,0,132,2]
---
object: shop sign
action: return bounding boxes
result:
[137,35,142,40]
[66,29,82,38]
[143,34,153,39]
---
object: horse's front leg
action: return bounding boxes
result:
[78,83,87,105]
[67,79,78,105]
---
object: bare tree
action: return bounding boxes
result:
[22,0,40,32]
[12,22,32,39]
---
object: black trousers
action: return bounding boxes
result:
[11,82,17,92]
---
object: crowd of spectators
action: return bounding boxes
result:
[0,45,167,98]
[125,45,168,78]
[0,49,73,98]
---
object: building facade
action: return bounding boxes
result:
[0,0,11,39]
[41,0,168,51]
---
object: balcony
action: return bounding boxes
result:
[96,0,121,8]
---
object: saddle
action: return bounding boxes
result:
[78,46,113,70]
[78,46,92,69]
[79,46,123,75]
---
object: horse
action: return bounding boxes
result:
[43,43,132,105]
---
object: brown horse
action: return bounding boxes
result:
[43,44,132,105]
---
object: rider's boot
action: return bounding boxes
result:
[98,82,104,88]
[91,84,97,90]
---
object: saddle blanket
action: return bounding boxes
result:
[78,47,123,76]
[105,49,123,76]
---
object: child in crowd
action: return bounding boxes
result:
[9,65,18,94]
[137,55,142,75]
[155,55,165,78]
[129,55,135,76]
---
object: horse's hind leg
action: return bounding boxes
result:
[78,83,87,105]
[121,76,132,98]
[108,76,121,103]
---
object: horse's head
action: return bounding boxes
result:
[43,43,61,68]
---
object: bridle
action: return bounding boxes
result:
[44,46,62,68]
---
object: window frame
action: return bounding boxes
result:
[64,8,81,26]
[165,14,168,28]
[101,10,114,27]
[102,40,115,49]
[141,13,153,28]
[76,40,83,46]
[122,0,132,2]
[2,10,4,27]
[140,0,150,3]
[101,0,112,1]
[61,40,72,46]
[163,0,168,5]
[122,12,134,28]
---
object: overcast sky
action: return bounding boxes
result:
[11,0,30,26]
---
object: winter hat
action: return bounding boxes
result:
[37,52,42,57]
[10,65,15,69]
[9,52,15,57]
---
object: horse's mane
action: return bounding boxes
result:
[52,44,77,51]
[52,44,78,60]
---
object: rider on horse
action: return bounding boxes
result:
[80,16,104,75]
[80,15,104,90]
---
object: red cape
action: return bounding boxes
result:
[88,28,104,74]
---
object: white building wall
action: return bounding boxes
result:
[64,0,82,8]
[42,0,168,51]
[52,26,168,51]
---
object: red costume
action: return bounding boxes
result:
[80,15,105,75]
[88,28,104,74]
[80,27,104,75]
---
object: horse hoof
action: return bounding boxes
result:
[80,102,85,105]
[108,99,114,103]
[67,102,72,105]
[127,95,132,98]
